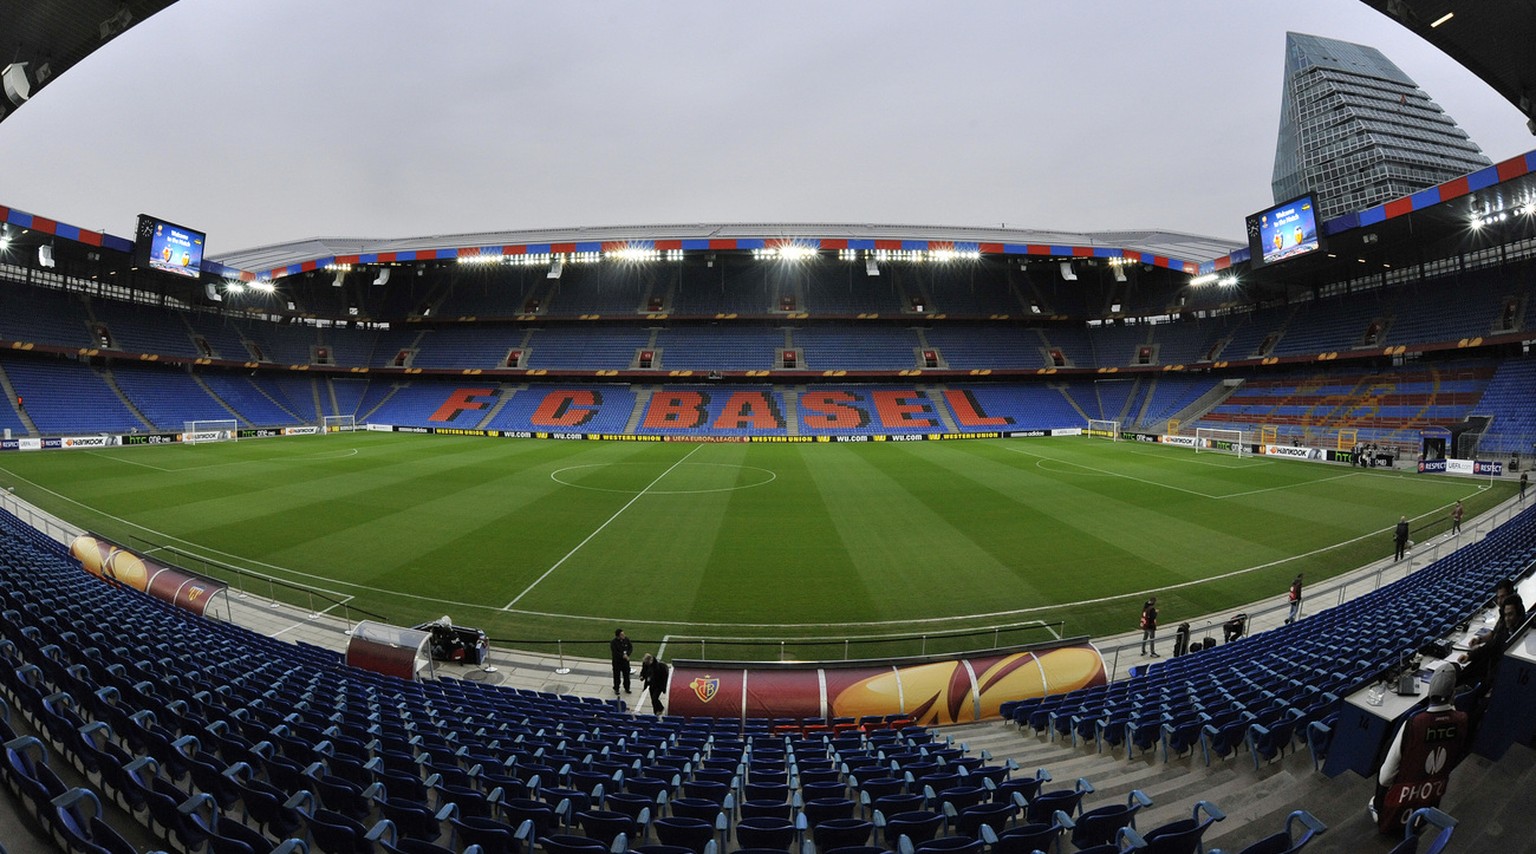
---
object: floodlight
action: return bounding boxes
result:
[251,281,275,293]
[608,247,660,263]
[1188,272,1219,286]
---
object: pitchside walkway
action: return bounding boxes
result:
[1,486,1530,852]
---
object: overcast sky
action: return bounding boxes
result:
[0,0,1530,258]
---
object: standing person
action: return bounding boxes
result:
[1284,573,1304,624]
[610,629,632,694]
[1139,596,1160,657]
[1521,471,1528,502]
[639,653,670,716]
[1450,501,1464,535]
[1369,665,1467,833]
[1394,515,1410,561]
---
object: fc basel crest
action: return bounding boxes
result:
[689,676,720,703]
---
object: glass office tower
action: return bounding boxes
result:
[1272,32,1491,219]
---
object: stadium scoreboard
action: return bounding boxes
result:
[1246,194,1322,268]
[133,214,206,279]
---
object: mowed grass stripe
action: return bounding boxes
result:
[0,433,1514,646]
[689,446,871,625]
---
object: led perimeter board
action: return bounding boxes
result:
[1246,194,1321,268]
[134,214,206,279]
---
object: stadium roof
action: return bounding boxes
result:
[209,225,1242,282]
[1360,0,1536,132]
[0,1,179,125]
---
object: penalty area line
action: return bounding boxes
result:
[503,444,705,610]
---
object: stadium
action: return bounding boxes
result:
[1,2,1535,854]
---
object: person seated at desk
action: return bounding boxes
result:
[1459,592,1526,684]
[1370,664,1467,833]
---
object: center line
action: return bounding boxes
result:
[503,444,704,609]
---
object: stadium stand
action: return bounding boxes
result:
[331,377,371,420]
[1269,292,1396,356]
[1001,502,1536,765]
[0,355,145,435]
[1134,376,1223,431]
[544,272,657,317]
[1064,379,1135,424]
[793,327,920,371]
[923,274,1025,317]
[410,325,522,370]
[526,327,653,371]
[1086,323,1151,368]
[1468,356,1536,456]
[200,374,305,427]
[486,385,637,434]
[802,270,908,316]
[1195,363,1495,447]
[0,391,26,438]
[653,327,784,372]
[0,504,969,853]
[108,363,235,430]
[85,298,203,359]
[921,327,1046,370]
[0,283,95,349]
[182,312,257,362]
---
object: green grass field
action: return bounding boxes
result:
[0,433,1511,660]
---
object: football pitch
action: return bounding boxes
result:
[0,433,1511,660]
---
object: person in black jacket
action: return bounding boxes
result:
[1139,597,1159,657]
[639,653,670,715]
[610,628,632,694]
[1394,516,1410,561]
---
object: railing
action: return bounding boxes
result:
[128,540,391,633]
[654,620,1068,664]
[0,488,80,546]
[3,476,1528,674]
[1092,497,1531,682]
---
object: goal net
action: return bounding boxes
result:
[183,419,237,445]
[323,415,359,433]
[1195,427,1248,457]
[1086,419,1120,441]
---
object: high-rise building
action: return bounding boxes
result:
[1272,32,1492,220]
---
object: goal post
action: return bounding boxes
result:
[182,419,238,445]
[1086,419,1120,441]
[1195,427,1248,457]
[322,415,358,433]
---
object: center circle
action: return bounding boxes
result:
[550,462,778,495]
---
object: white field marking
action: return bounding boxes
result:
[269,598,351,638]
[301,448,360,461]
[1218,471,1365,498]
[503,444,706,610]
[1009,443,1371,500]
[1117,443,1274,469]
[1004,444,1221,498]
[0,466,363,602]
[83,450,175,472]
[0,461,1496,632]
[1033,458,1114,477]
[85,447,362,474]
[550,462,777,495]
[657,636,671,662]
